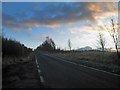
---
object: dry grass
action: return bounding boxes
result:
[53,51,118,64]
[2,53,34,67]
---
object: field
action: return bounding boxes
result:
[48,51,120,75]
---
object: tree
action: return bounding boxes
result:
[68,39,71,51]
[97,31,106,55]
[49,38,56,49]
[39,36,56,51]
[105,18,120,59]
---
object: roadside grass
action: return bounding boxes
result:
[2,53,44,88]
[48,51,120,75]
[2,53,34,68]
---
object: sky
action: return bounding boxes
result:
[2,2,117,50]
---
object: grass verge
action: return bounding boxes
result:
[2,53,44,88]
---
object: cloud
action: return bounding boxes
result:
[68,24,102,35]
[69,27,90,34]
[2,2,116,31]
[2,13,21,30]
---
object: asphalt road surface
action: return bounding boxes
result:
[35,52,120,88]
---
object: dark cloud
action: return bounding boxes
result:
[2,2,116,30]
[2,13,21,30]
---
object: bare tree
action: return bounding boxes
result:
[97,31,106,55]
[68,39,71,51]
[105,18,120,58]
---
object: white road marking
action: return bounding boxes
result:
[35,55,45,84]
[40,76,44,83]
[78,64,120,77]
[35,58,38,65]
[62,59,120,77]
[38,69,41,73]
[37,65,39,68]
[35,55,38,65]
[61,59,120,77]
[44,54,120,77]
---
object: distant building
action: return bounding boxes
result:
[77,46,92,51]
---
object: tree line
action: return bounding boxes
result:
[2,36,32,57]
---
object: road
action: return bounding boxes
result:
[35,52,120,88]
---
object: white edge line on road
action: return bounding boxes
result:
[78,63,120,76]
[60,58,120,77]
[35,55,45,84]
[45,54,120,77]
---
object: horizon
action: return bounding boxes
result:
[2,2,117,50]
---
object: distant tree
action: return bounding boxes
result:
[97,31,106,55]
[39,36,56,51]
[49,38,56,49]
[68,39,72,51]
